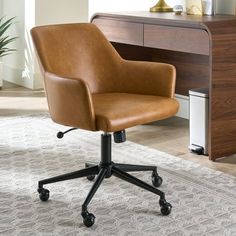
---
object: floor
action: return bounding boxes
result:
[1,81,236,176]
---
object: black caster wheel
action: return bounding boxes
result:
[81,211,95,227]
[152,172,163,187]
[57,131,64,139]
[87,175,95,181]
[38,188,50,202]
[160,201,172,216]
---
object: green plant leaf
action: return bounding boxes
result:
[0,17,16,37]
[0,16,17,58]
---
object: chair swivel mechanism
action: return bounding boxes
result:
[31,23,179,227]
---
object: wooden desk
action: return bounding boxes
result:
[91,12,236,161]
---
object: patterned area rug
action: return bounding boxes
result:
[0,114,236,236]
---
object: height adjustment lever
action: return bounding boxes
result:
[113,130,126,143]
[57,128,78,139]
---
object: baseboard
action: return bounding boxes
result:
[3,64,43,90]
[175,94,189,120]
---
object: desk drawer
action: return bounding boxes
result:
[144,24,209,55]
[92,18,143,46]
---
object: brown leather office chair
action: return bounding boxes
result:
[31,23,179,227]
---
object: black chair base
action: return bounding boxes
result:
[38,133,172,227]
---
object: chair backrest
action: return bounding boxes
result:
[31,23,123,93]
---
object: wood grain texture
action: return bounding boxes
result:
[204,20,236,160]
[92,12,236,160]
[144,24,209,55]
[92,18,143,46]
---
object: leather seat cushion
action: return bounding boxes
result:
[93,93,179,132]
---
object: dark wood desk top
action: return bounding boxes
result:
[92,11,236,28]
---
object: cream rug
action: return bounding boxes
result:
[0,114,236,236]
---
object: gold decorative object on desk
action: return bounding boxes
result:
[186,0,203,15]
[150,0,173,12]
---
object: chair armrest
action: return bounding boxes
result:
[121,60,176,98]
[44,72,96,131]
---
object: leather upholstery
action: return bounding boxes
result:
[93,93,178,132]
[31,23,179,132]
[44,72,96,131]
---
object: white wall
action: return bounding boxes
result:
[0,0,2,16]
[2,0,26,87]
[35,0,88,26]
[216,0,236,14]
[89,0,155,17]
[1,0,89,89]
